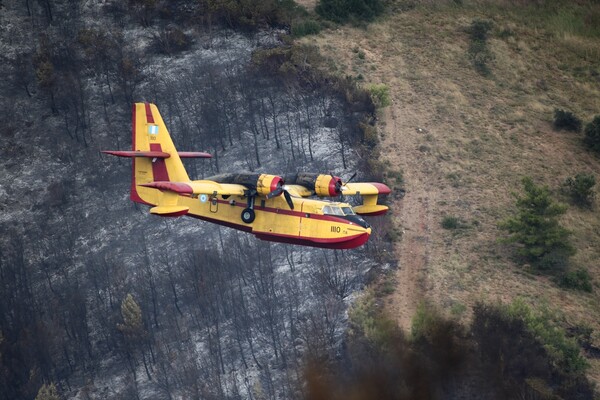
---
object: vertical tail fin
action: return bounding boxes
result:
[102,103,211,206]
[130,103,189,204]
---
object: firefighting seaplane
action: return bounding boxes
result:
[102,103,391,249]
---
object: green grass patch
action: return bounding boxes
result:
[291,19,322,37]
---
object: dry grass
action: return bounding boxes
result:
[301,1,600,385]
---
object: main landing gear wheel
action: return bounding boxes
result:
[241,208,255,224]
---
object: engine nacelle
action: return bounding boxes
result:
[314,174,342,197]
[284,173,342,197]
[256,174,284,196]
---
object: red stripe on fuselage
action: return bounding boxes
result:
[254,231,369,249]
[149,143,170,181]
[145,103,155,123]
[187,213,253,233]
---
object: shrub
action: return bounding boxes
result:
[553,108,582,132]
[583,115,600,152]
[291,19,321,37]
[316,0,384,23]
[359,121,378,147]
[563,173,595,207]
[467,19,494,76]
[469,19,492,42]
[441,215,459,229]
[506,300,588,374]
[472,301,593,398]
[559,268,593,292]
[367,83,390,108]
[499,177,575,270]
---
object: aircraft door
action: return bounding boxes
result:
[210,194,218,213]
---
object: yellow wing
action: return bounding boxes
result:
[341,182,391,196]
[284,184,313,198]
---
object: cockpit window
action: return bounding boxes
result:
[341,206,355,216]
[323,205,346,216]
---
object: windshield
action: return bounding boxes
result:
[323,205,353,216]
[341,206,355,216]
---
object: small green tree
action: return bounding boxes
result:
[583,115,600,152]
[499,177,575,270]
[563,173,595,207]
[553,109,582,132]
[35,383,60,400]
[118,293,144,339]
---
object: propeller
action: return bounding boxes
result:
[266,182,295,210]
[331,172,357,195]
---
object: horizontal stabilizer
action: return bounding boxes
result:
[353,204,389,216]
[102,150,170,158]
[101,151,212,159]
[177,152,212,158]
[149,205,189,217]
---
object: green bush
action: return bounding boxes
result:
[360,121,378,147]
[583,115,600,152]
[441,215,459,229]
[469,19,492,42]
[367,83,390,108]
[291,19,321,37]
[553,108,582,132]
[559,268,593,292]
[467,19,494,76]
[499,177,575,270]
[563,173,595,207]
[316,0,384,23]
[472,301,593,398]
[507,300,588,374]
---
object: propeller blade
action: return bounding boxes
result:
[283,190,295,210]
[266,186,283,199]
[345,172,357,185]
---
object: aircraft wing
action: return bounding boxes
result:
[341,182,391,196]
[284,185,313,198]
[140,180,247,196]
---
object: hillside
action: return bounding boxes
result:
[301,0,600,387]
[1,0,600,398]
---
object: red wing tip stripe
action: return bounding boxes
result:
[369,182,392,195]
[140,182,193,194]
[102,150,170,158]
[177,152,213,158]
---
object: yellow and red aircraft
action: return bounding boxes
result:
[102,103,391,249]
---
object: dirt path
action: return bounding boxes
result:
[382,101,437,331]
